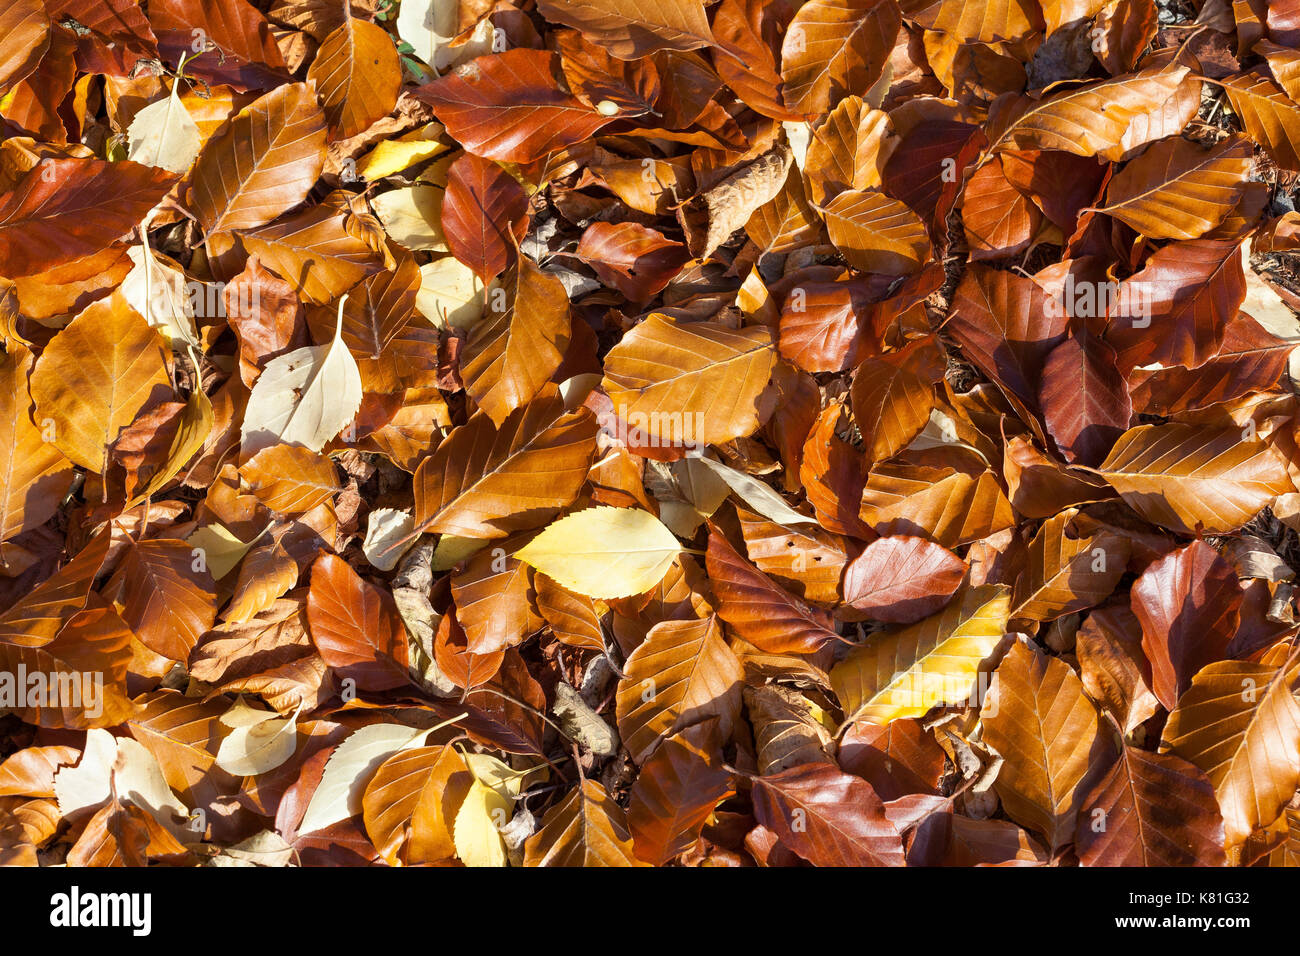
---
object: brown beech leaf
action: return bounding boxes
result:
[126,691,243,830]
[42,0,154,74]
[601,314,776,446]
[840,535,967,624]
[29,298,171,475]
[410,390,599,542]
[307,17,402,140]
[1075,745,1226,867]
[535,573,605,650]
[0,159,175,279]
[941,814,1050,866]
[1038,330,1131,468]
[1130,540,1242,711]
[1003,434,1118,519]
[944,265,1067,427]
[850,334,944,464]
[537,0,715,59]
[1010,510,1129,624]
[1126,312,1298,415]
[4,28,76,145]
[681,146,793,259]
[883,118,985,235]
[746,684,835,775]
[110,538,218,663]
[0,345,73,558]
[241,444,341,515]
[0,605,134,728]
[711,0,798,121]
[557,29,662,114]
[838,719,945,800]
[462,255,571,426]
[524,778,646,866]
[1220,73,1300,172]
[982,641,1111,851]
[361,745,469,866]
[450,535,544,655]
[986,65,1190,159]
[1162,656,1300,848]
[1256,40,1300,102]
[806,96,894,205]
[433,610,504,690]
[961,157,1043,261]
[414,49,615,164]
[858,462,1017,549]
[266,0,376,42]
[149,0,288,91]
[706,526,840,655]
[736,507,847,605]
[68,794,187,867]
[1076,603,1160,736]
[0,530,111,647]
[306,553,411,691]
[800,403,874,538]
[1096,421,1293,535]
[576,223,689,302]
[999,149,1108,232]
[615,615,743,762]
[745,170,824,256]
[821,188,930,275]
[1104,238,1245,372]
[0,746,78,799]
[750,762,906,866]
[627,719,735,864]
[240,197,385,306]
[1094,135,1252,239]
[189,599,327,712]
[779,0,900,117]
[778,274,885,374]
[184,82,327,237]
[0,0,48,93]
[322,252,419,362]
[909,0,1040,42]
[442,152,529,285]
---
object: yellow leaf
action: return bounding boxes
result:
[186,524,253,581]
[432,534,487,570]
[415,257,483,329]
[372,184,447,252]
[30,296,171,474]
[453,778,510,867]
[462,753,547,801]
[515,507,682,599]
[357,125,449,180]
[831,585,1011,726]
[215,704,299,777]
